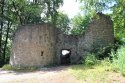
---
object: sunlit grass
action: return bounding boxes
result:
[68,60,113,82]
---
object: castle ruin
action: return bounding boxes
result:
[10,13,114,67]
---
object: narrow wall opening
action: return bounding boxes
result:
[60,49,71,65]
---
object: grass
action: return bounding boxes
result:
[1,61,125,83]
[111,46,125,76]
[68,60,118,82]
[2,64,39,72]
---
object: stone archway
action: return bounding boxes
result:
[60,49,71,65]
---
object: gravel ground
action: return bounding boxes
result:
[0,66,78,83]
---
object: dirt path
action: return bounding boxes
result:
[0,66,78,83]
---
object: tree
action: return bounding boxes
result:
[31,0,63,25]
[79,0,113,14]
[112,0,125,40]
[44,0,63,25]
[79,0,125,40]
[71,0,114,35]
[0,0,5,65]
[0,0,63,67]
[56,12,70,34]
[71,14,91,35]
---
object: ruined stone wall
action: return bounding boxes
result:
[56,29,79,64]
[78,13,114,57]
[10,13,114,67]
[91,13,114,46]
[10,24,56,67]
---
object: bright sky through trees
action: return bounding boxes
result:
[59,0,80,18]
[59,0,114,18]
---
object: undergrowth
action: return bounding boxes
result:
[69,59,113,82]
[111,46,125,76]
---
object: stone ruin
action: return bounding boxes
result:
[10,13,114,67]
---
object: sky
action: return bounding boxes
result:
[59,0,113,18]
[59,0,80,54]
[59,0,80,18]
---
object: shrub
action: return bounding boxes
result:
[92,39,115,59]
[84,53,98,66]
[2,64,14,70]
[111,46,125,75]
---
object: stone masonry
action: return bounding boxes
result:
[10,13,114,67]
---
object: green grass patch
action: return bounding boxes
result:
[2,64,39,72]
[68,60,113,82]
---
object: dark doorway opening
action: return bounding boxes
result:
[60,49,71,65]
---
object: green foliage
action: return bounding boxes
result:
[79,0,125,42]
[111,46,125,75]
[71,14,91,35]
[79,0,113,14]
[79,0,125,45]
[42,0,63,25]
[112,0,125,40]
[0,0,64,67]
[84,53,98,66]
[115,37,125,45]
[94,45,115,59]
[7,0,45,25]
[56,12,70,34]
[91,38,115,59]
[2,64,13,70]
[6,0,63,25]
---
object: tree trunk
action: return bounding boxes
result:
[3,22,11,63]
[0,0,5,65]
